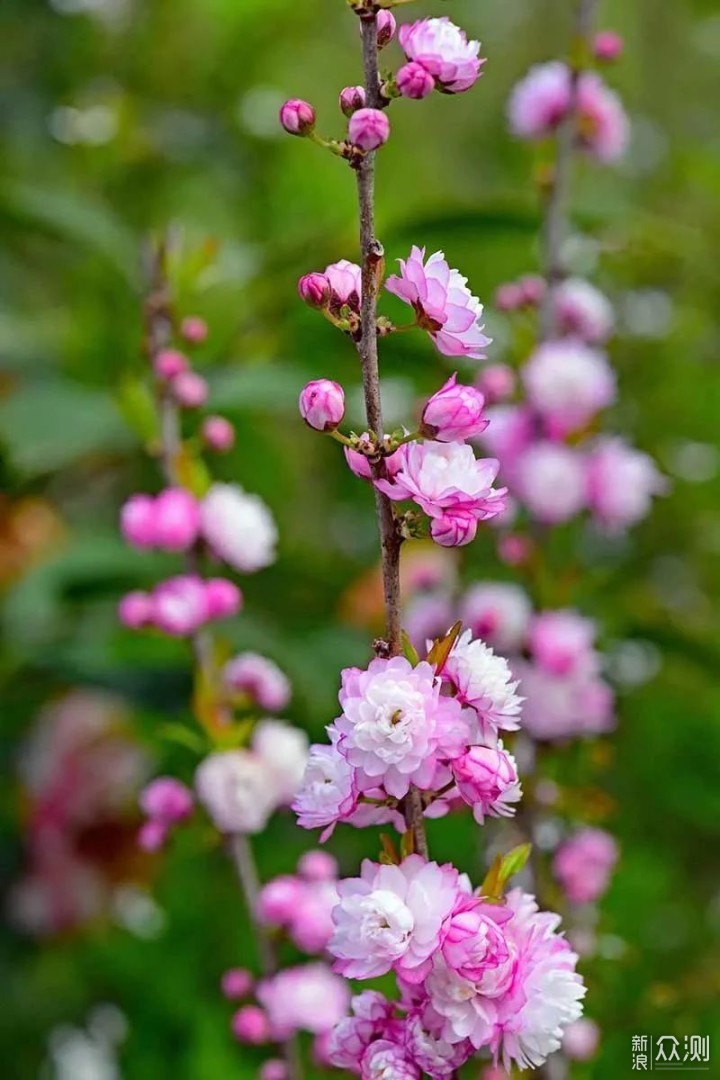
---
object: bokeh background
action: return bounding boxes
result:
[2,0,720,1076]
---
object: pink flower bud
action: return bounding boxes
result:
[153,487,200,551]
[180,316,208,344]
[171,370,208,408]
[140,777,194,824]
[563,1018,600,1060]
[421,373,488,442]
[221,968,254,1000]
[451,744,521,824]
[118,590,154,629]
[477,363,516,404]
[297,850,338,882]
[494,282,523,312]
[339,85,366,118]
[397,61,435,99]
[518,274,546,306]
[348,107,390,151]
[279,99,316,137]
[260,1061,289,1080]
[376,9,397,48]
[256,875,304,926]
[138,820,168,852]
[430,511,478,548]
[152,574,209,636]
[154,348,189,381]
[299,379,345,432]
[298,272,331,309]
[205,578,242,620]
[497,533,532,566]
[201,415,235,453]
[231,1005,271,1045]
[120,494,157,548]
[593,30,623,63]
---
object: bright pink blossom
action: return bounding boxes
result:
[153,348,188,380]
[204,577,242,619]
[444,630,523,742]
[171,370,208,408]
[299,378,345,432]
[397,62,435,99]
[298,271,331,308]
[140,777,193,824]
[398,17,484,94]
[349,108,390,151]
[330,856,459,982]
[280,98,316,136]
[421,373,488,442]
[138,819,167,852]
[221,968,253,1000]
[257,875,304,927]
[201,415,235,452]
[120,494,156,548]
[118,590,153,629]
[593,31,624,63]
[231,1005,270,1044]
[152,574,209,636]
[153,487,201,551]
[441,895,513,984]
[386,247,491,360]
[451,744,522,824]
[522,339,616,437]
[376,10,397,49]
[553,828,619,905]
[260,1061,288,1080]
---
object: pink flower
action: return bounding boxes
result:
[514,441,587,524]
[398,17,484,94]
[287,879,339,954]
[204,577,242,619]
[375,442,506,540]
[522,339,616,437]
[577,72,629,162]
[298,849,338,882]
[361,1040,420,1080]
[153,348,188,380]
[586,437,666,531]
[326,991,395,1072]
[231,1005,270,1044]
[513,660,615,741]
[508,61,572,138]
[386,247,491,360]
[138,819,168,851]
[403,1007,474,1079]
[118,590,153,629]
[171,370,208,408]
[335,656,467,799]
[195,750,277,834]
[256,963,350,1037]
[140,777,193,824]
[200,483,277,572]
[441,895,513,985]
[430,511,479,548]
[344,433,405,481]
[349,108,390,152]
[421,374,488,443]
[292,740,358,835]
[563,1017,601,1059]
[593,31,624,64]
[201,415,235,452]
[476,364,516,405]
[257,875,305,927]
[340,85,366,117]
[397,62,435,100]
[280,98,316,136]
[376,10,397,49]
[120,493,156,548]
[260,1062,288,1080]
[151,574,209,636]
[180,315,208,344]
[459,582,532,654]
[152,487,201,551]
[298,271,331,308]
[553,828,619,905]
[444,630,523,742]
[299,378,346,431]
[223,652,291,711]
[529,610,597,676]
[252,719,309,805]
[325,259,362,311]
[451,744,522,824]
[553,278,614,343]
[221,968,253,1000]
[330,856,459,982]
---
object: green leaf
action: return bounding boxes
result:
[159,724,209,755]
[401,630,420,666]
[426,620,462,674]
[498,843,532,888]
[116,376,159,443]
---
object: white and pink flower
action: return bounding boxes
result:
[444,629,523,741]
[398,18,484,94]
[450,744,522,824]
[522,339,616,437]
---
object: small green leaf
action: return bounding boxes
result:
[159,723,209,755]
[379,833,400,865]
[116,376,159,443]
[498,843,532,888]
[479,854,503,901]
[426,620,462,674]
[401,630,420,666]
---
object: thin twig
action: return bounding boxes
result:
[355,14,428,855]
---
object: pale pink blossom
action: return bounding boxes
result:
[171,370,208,408]
[349,108,390,151]
[231,1005,270,1044]
[140,777,193,824]
[224,652,291,711]
[180,315,208,344]
[288,879,339,954]
[450,744,522,824]
[200,483,277,572]
[398,17,484,94]
[195,750,277,834]
[459,582,532,654]
[260,1062,288,1080]
[151,574,209,636]
[386,247,491,360]
[553,277,615,343]
[586,436,666,531]
[280,99,316,136]
[221,968,253,1000]
[522,339,616,436]
[120,494,156,548]
[292,739,357,835]
[340,85,366,117]
[563,1017,601,1059]
[252,719,309,805]
[153,348,188,381]
[325,260,362,311]
[201,415,235,452]
[298,849,338,882]
[397,61,435,99]
[361,1040,420,1080]
[299,378,345,431]
[256,962,350,1038]
[326,991,395,1072]
[376,9,397,49]
[330,856,459,982]
[335,657,467,799]
[404,1007,474,1079]
[257,875,305,927]
[553,828,619,905]
[421,373,488,442]
[508,61,572,139]
[444,630,523,741]
[529,610,597,676]
[476,364,516,405]
[514,441,587,524]
[577,72,629,162]
[514,660,615,741]
[118,590,153,629]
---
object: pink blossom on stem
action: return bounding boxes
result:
[522,339,616,437]
[292,739,358,836]
[120,494,156,548]
[553,828,619,904]
[403,1006,474,1079]
[553,277,614,343]
[257,875,305,926]
[340,85,366,117]
[529,609,597,676]
[450,744,522,823]
[386,247,491,360]
[441,895,513,985]
[200,483,277,572]
[326,992,395,1072]
[256,963,350,1038]
[397,62,435,100]
[231,1005,271,1045]
[171,370,208,408]
[514,441,587,524]
[152,574,209,636]
[260,1061,288,1080]
[494,282,524,312]
[201,415,235,452]
[421,373,488,443]
[376,9,397,49]
[508,61,572,138]
[577,72,629,162]
[221,968,254,1000]
[344,433,404,481]
[279,98,316,137]
[287,878,339,954]
[195,750,277,834]
[586,436,666,531]
[348,108,390,152]
[298,271,331,309]
[299,378,345,432]
[154,348,188,380]
[204,577,242,619]
[361,1040,420,1080]
[298,849,338,882]
[140,777,194,824]
[153,487,201,551]
[223,652,291,711]
[593,31,624,64]
[444,629,523,741]
[180,316,208,344]
[324,260,362,311]
[398,17,484,94]
[330,856,459,982]
[430,510,478,548]
[118,590,154,629]
[459,582,532,653]
[476,364,516,405]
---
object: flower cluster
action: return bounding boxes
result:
[257,850,339,955]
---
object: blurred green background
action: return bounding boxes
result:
[1,0,720,1076]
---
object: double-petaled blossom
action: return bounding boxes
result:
[258,871,339,955]
[200,483,277,572]
[586,436,667,531]
[397,62,435,100]
[553,828,619,905]
[441,895,514,985]
[421,374,488,443]
[450,743,522,823]
[299,378,345,431]
[120,488,200,551]
[513,660,615,741]
[329,856,459,982]
[151,574,212,636]
[335,656,468,798]
[375,441,507,548]
[361,1040,420,1080]
[443,630,523,742]
[386,248,491,360]
[522,339,616,437]
[553,277,615,343]
[279,98,316,136]
[398,18,484,94]
[327,991,395,1072]
[349,108,390,152]
[292,737,358,837]
[223,652,291,711]
[529,610,598,677]
[256,963,350,1039]
[459,582,532,654]
[403,1007,474,1079]
[252,719,309,805]
[195,750,277,834]
[514,441,587,524]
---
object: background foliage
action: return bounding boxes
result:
[1,0,719,1076]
